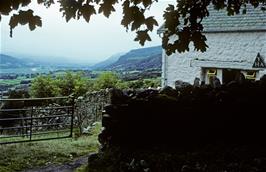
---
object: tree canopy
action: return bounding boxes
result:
[0,0,265,55]
[30,72,92,98]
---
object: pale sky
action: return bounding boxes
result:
[0,1,173,64]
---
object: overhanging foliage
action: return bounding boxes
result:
[0,0,265,55]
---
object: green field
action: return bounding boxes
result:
[0,79,23,86]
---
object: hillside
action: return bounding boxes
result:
[100,46,162,71]
[91,53,124,70]
[0,54,32,68]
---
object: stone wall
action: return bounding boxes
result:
[75,89,111,133]
[99,79,266,150]
[88,80,266,171]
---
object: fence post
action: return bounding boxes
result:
[30,106,33,141]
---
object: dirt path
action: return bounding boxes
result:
[23,155,89,172]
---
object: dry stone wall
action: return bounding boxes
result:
[99,79,266,150]
[75,89,111,132]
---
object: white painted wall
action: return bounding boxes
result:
[162,32,266,87]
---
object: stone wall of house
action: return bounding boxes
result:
[163,32,266,87]
[75,89,111,132]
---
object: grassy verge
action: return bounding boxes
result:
[0,123,101,172]
[75,164,89,172]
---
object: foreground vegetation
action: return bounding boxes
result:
[0,123,101,172]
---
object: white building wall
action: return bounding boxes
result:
[165,52,201,87]
[162,32,266,87]
[161,49,167,87]
[216,69,223,83]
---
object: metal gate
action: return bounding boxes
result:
[0,96,74,145]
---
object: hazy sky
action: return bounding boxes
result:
[0,1,173,64]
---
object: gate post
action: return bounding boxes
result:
[70,96,75,137]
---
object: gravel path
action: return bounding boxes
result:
[23,155,89,172]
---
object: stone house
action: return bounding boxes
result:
[157,6,266,88]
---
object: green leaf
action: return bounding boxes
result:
[98,0,117,18]
[0,1,12,15]
[142,0,152,8]
[191,31,208,52]
[166,4,174,11]
[37,0,55,7]
[29,22,36,31]
[34,16,42,27]
[21,0,31,7]
[8,10,42,37]
[130,6,145,31]
[163,5,179,33]
[81,4,96,22]
[134,30,151,46]
[94,0,101,4]
[9,15,19,29]
[98,3,115,18]
[145,16,158,31]
[59,0,79,22]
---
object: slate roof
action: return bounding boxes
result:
[203,5,266,32]
[157,5,266,34]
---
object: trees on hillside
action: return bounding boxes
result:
[30,71,122,98]
[56,72,93,97]
[0,0,265,55]
[93,72,120,90]
[29,72,160,98]
[30,72,92,98]
[30,75,59,97]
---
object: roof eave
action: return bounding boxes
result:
[157,28,266,35]
[203,28,266,33]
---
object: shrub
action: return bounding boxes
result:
[30,72,93,98]
[93,72,120,90]
[30,75,59,98]
[56,72,93,97]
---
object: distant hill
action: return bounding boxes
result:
[91,53,125,70]
[0,54,29,68]
[97,46,162,71]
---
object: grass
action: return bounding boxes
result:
[0,79,21,86]
[75,164,89,172]
[0,129,72,144]
[0,123,101,172]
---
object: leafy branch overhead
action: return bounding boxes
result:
[0,0,265,55]
[9,10,42,37]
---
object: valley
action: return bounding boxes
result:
[0,45,162,96]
